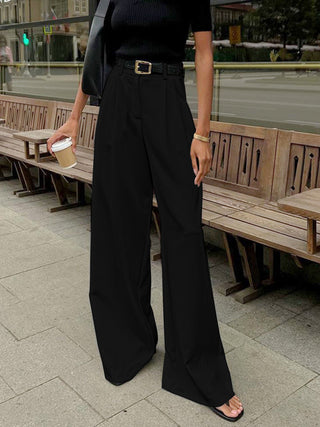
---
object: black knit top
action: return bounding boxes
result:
[105,0,212,63]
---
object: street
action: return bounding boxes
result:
[7,69,320,134]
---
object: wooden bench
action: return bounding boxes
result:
[0,96,99,211]
[2,94,320,303]
[208,128,320,302]
[15,101,100,212]
[0,95,55,192]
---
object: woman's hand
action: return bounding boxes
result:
[47,117,79,158]
[190,138,212,187]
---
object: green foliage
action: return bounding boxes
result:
[253,0,318,47]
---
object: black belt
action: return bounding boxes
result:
[114,57,184,76]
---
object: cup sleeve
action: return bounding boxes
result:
[190,0,212,32]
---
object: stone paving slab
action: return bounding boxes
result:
[225,340,316,423]
[62,231,91,251]
[0,377,103,427]
[98,399,178,426]
[227,303,296,338]
[44,216,90,233]
[0,253,89,300]
[0,240,87,279]
[306,375,320,394]
[257,316,320,374]
[0,377,15,404]
[0,226,62,254]
[0,219,22,236]
[218,322,252,350]
[211,288,253,324]
[0,324,15,346]
[0,328,92,394]
[57,312,100,359]
[299,303,320,325]
[147,389,232,427]
[59,355,163,419]
[2,209,48,230]
[273,284,320,314]
[148,338,317,425]
[0,283,19,307]
[250,386,320,427]
[0,282,91,339]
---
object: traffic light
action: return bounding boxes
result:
[23,31,30,46]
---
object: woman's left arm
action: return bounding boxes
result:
[190,31,213,187]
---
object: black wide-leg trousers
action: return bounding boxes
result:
[89,57,235,407]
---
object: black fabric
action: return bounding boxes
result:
[82,0,112,99]
[89,60,235,407]
[105,0,212,62]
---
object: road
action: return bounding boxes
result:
[6,69,320,134]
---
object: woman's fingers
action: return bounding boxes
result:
[71,135,77,153]
[47,132,67,157]
[190,151,198,177]
[192,145,212,186]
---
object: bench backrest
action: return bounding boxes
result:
[0,95,54,131]
[271,129,320,201]
[50,101,99,150]
[200,120,278,200]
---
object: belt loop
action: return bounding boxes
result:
[163,62,168,80]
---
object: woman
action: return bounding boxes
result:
[0,35,13,92]
[47,0,244,421]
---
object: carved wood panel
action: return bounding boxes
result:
[207,130,265,191]
[286,144,320,196]
[0,100,48,131]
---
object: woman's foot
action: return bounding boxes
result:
[216,395,243,418]
[210,394,244,422]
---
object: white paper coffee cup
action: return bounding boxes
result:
[51,137,77,169]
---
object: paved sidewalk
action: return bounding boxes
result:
[0,177,319,426]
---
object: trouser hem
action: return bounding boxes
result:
[104,348,157,385]
[161,383,236,409]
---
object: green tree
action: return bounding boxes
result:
[314,0,320,36]
[253,0,315,48]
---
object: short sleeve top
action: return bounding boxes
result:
[105,0,212,63]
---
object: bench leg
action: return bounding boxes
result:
[13,162,52,197]
[216,232,247,295]
[307,218,317,254]
[0,156,17,180]
[262,247,281,286]
[233,236,264,303]
[49,173,87,213]
[12,160,28,193]
[151,207,161,261]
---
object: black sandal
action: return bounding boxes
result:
[210,400,244,422]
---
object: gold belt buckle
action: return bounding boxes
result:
[135,60,152,74]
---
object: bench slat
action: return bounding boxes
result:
[226,210,319,242]
[246,205,320,229]
[202,182,265,205]
[211,216,320,263]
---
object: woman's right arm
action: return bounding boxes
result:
[47,77,89,157]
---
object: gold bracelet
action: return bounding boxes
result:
[193,132,210,143]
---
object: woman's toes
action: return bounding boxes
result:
[216,402,239,418]
[229,396,243,413]
[215,394,244,418]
